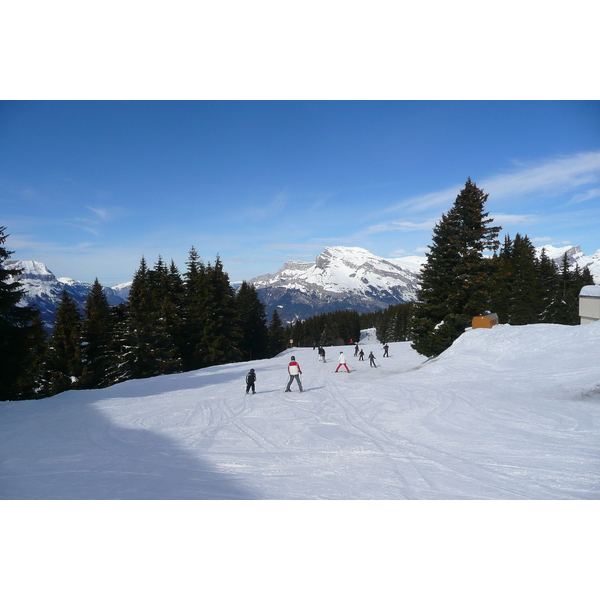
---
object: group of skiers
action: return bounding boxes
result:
[245,342,391,394]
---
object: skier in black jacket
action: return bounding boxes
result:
[368,351,377,368]
[246,368,257,394]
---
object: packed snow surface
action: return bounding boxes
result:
[1,322,599,500]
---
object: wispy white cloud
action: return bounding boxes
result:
[87,206,110,220]
[245,191,290,220]
[481,151,600,201]
[381,150,600,217]
[364,219,438,234]
[567,188,600,205]
[489,213,539,226]
[381,187,459,214]
[7,234,98,255]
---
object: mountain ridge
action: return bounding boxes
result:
[5,260,130,331]
[6,243,599,329]
[248,246,424,323]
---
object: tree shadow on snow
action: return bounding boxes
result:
[0,393,261,500]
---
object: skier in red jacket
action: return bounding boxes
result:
[285,356,303,392]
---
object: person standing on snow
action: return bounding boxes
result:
[368,351,377,368]
[383,344,389,358]
[285,356,303,392]
[246,368,257,394]
[318,346,326,362]
[354,343,359,357]
[358,349,365,361]
[335,351,350,372]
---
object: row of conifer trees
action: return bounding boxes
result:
[410,179,595,357]
[1,196,595,401]
[0,237,290,400]
[285,303,415,349]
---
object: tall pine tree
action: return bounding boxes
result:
[491,234,541,325]
[236,281,269,361]
[411,178,501,357]
[268,309,287,356]
[200,256,242,366]
[148,256,182,374]
[46,289,83,395]
[181,246,208,370]
[0,226,45,400]
[127,257,160,378]
[537,248,560,323]
[80,278,113,389]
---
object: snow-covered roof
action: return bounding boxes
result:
[580,285,600,298]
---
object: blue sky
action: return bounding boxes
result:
[1,100,599,286]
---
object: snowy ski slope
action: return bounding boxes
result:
[1,322,599,500]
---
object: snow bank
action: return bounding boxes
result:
[580,285,600,297]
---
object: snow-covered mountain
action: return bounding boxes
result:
[536,244,600,282]
[5,260,130,331]
[249,246,424,322]
[8,244,597,332]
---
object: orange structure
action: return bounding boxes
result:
[472,313,499,329]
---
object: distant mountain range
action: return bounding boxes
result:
[6,244,599,330]
[5,260,130,332]
[535,245,600,281]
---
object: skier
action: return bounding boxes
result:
[368,351,377,368]
[358,349,365,361]
[383,344,389,358]
[335,351,350,373]
[285,356,303,392]
[245,368,257,394]
[318,346,326,362]
[354,343,359,357]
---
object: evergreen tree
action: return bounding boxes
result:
[0,226,44,400]
[46,289,83,395]
[236,281,269,361]
[554,254,576,325]
[127,257,160,378]
[492,234,541,325]
[14,313,49,399]
[490,235,513,325]
[411,178,501,357]
[168,258,186,353]
[105,302,134,386]
[80,279,113,388]
[200,256,242,366]
[389,303,413,342]
[537,248,560,323]
[268,309,287,356]
[181,247,208,370]
[148,256,182,374]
